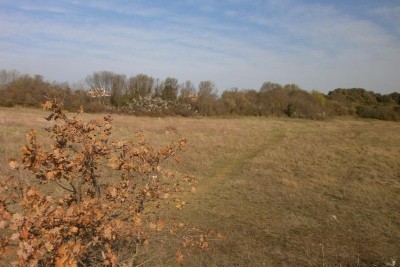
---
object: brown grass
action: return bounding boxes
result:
[1,107,399,266]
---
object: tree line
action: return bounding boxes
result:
[1,69,399,121]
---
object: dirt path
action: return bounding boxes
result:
[193,127,286,195]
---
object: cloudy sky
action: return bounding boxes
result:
[0,0,399,93]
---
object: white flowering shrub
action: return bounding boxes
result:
[122,97,195,116]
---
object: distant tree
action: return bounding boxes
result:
[85,71,115,93]
[311,90,327,106]
[389,92,400,105]
[127,74,154,99]
[179,80,197,104]
[221,88,259,115]
[357,105,400,121]
[327,88,377,106]
[283,83,302,91]
[85,71,127,108]
[327,88,378,115]
[161,77,179,101]
[110,74,127,108]
[376,93,396,105]
[153,79,163,98]
[286,88,323,118]
[258,82,287,116]
[197,81,217,115]
[0,69,19,89]
[260,81,282,92]
[221,88,238,114]
[0,74,87,110]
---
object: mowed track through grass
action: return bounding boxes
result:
[1,107,399,266]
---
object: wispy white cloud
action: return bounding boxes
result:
[18,4,70,14]
[67,0,167,17]
[369,5,400,19]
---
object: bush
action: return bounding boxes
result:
[356,105,400,121]
[118,97,195,117]
[0,101,207,266]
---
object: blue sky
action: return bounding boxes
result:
[0,0,399,93]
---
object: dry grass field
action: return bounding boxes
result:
[1,106,399,266]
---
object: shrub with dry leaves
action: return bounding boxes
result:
[0,100,200,266]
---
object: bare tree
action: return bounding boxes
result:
[85,71,115,93]
[179,80,197,104]
[197,80,217,115]
[0,69,19,89]
[127,74,154,99]
[111,74,127,108]
[259,81,282,92]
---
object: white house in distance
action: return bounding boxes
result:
[88,88,111,97]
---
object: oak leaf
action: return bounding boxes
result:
[102,225,114,240]
[55,255,77,267]
[109,187,118,198]
[133,217,142,227]
[78,105,84,113]
[182,239,190,248]
[56,245,78,267]
[175,201,185,210]
[10,233,20,240]
[17,241,33,260]
[8,159,19,170]
[105,243,117,266]
[108,156,122,170]
[69,226,79,234]
[20,227,29,240]
[11,213,24,228]
[157,219,165,231]
[176,251,184,264]
[217,233,225,239]
[45,242,54,252]
[42,101,53,110]
[46,171,55,180]
[201,242,209,249]
[149,222,157,231]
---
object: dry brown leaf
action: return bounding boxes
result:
[157,219,165,231]
[108,156,121,170]
[149,222,157,231]
[69,226,79,234]
[55,255,77,267]
[78,105,84,113]
[133,217,142,227]
[102,226,113,240]
[45,242,54,252]
[176,251,184,264]
[10,232,19,240]
[201,242,209,249]
[0,220,7,229]
[217,233,226,239]
[8,159,19,170]
[109,187,118,198]
[46,171,55,180]
[41,101,53,110]
[182,239,190,248]
[26,188,38,197]
[20,227,29,240]
[175,201,185,210]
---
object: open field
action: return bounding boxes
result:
[1,107,399,266]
